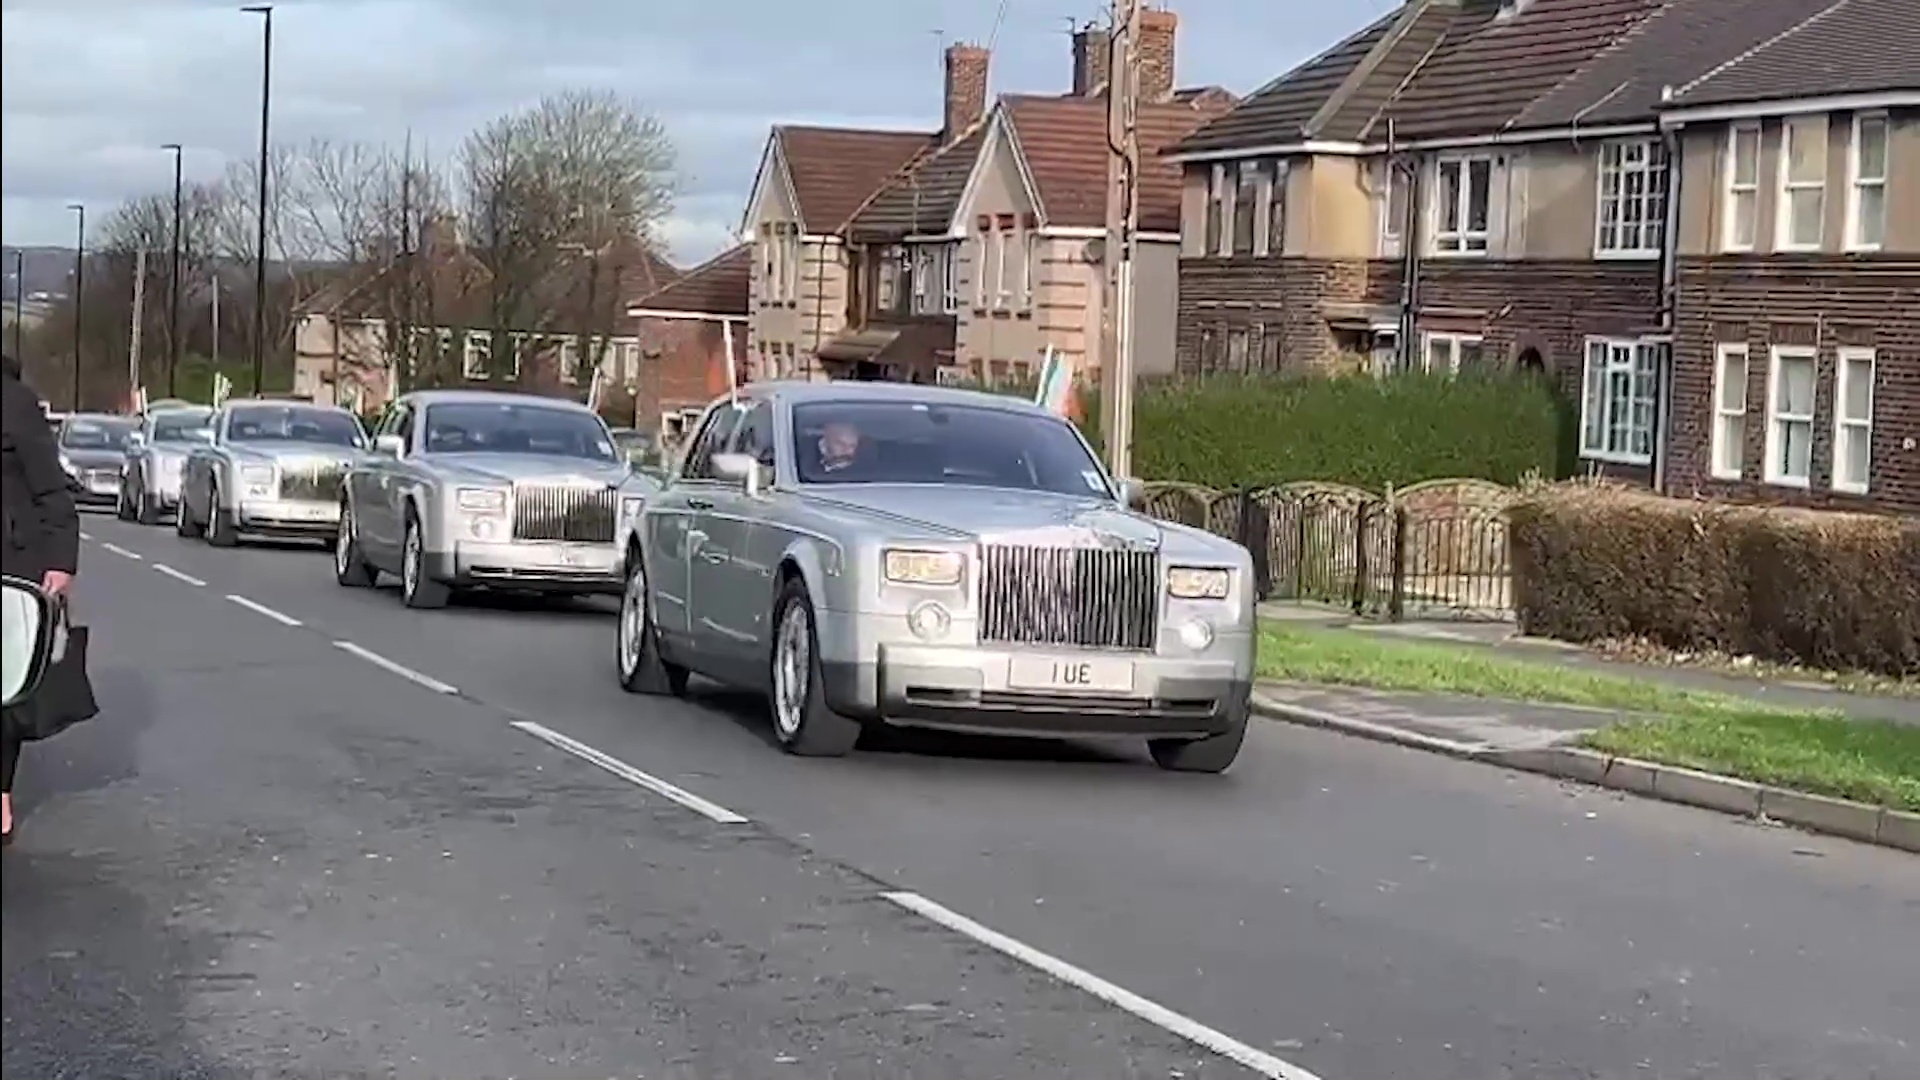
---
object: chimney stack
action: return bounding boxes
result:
[1071,21,1110,96]
[943,43,990,142]
[1137,8,1178,103]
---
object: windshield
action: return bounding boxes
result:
[59,417,137,451]
[421,402,617,462]
[790,400,1110,497]
[151,411,214,444]
[226,406,365,448]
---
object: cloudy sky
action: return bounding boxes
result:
[1,0,1385,267]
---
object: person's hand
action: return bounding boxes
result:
[41,570,73,597]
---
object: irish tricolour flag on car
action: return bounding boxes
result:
[1033,345,1080,421]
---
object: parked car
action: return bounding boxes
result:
[614,382,1257,771]
[177,399,368,547]
[117,405,214,524]
[56,413,140,509]
[333,389,647,608]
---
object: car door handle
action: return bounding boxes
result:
[686,497,714,510]
[698,548,727,564]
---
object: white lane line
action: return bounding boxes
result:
[100,541,143,560]
[79,530,94,541]
[509,720,749,826]
[882,891,1323,1080]
[224,593,303,627]
[153,564,207,587]
[333,640,459,695]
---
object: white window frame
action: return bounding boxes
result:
[1722,123,1761,252]
[1709,342,1749,480]
[941,242,959,313]
[1430,153,1492,256]
[1579,337,1662,466]
[1846,112,1888,252]
[1421,331,1483,375]
[1593,137,1668,259]
[619,340,640,384]
[993,225,1014,310]
[462,330,492,380]
[910,246,932,313]
[1831,346,1875,494]
[1378,160,1407,257]
[1776,114,1827,253]
[1018,231,1036,311]
[1763,344,1817,488]
[1230,159,1259,256]
[1206,163,1228,256]
[972,233,989,308]
[559,337,581,385]
[1259,158,1288,257]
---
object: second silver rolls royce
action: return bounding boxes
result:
[178,399,368,546]
[334,389,641,608]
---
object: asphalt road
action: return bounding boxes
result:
[6,511,1918,1080]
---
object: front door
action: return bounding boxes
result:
[693,400,778,671]
[653,403,741,667]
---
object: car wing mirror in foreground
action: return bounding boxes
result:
[711,451,766,498]
[373,434,404,457]
[1,575,56,709]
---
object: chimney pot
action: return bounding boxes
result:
[943,43,990,143]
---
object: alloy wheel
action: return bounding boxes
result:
[772,602,810,739]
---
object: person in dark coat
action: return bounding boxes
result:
[2,351,86,844]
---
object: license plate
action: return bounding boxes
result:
[1007,655,1135,693]
[285,503,331,520]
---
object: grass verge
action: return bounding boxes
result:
[1257,623,1920,811]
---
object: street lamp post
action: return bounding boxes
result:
[66,203,85,411]
[242,4,273,397]
[163,143,185,398]
[10,250,23,367]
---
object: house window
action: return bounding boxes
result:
[1848,113,1888,251]
[971,234,989,308]
[559,337,581,385]
[1832,346,1876,493]
[1423,332,1483,374]
[1019,232,1036,311]
[1370,327,1400,376]
[1595,138,1669,257]
[1763,345,1816,487]
[619,341,640,384]
[1205,164,1226,255]
[1432,155,1492,254]
[1723,124,1761,251]
[1263,159,1287,256]
[462,330,492,380]
[780,224,802,303]
[911,246,932,312]
[1580,338,1661,464]
[1380,161,1408,254]
[1778,114,1826,251]
[994,224,1015,310]
[1231,161,1258,255]
[760,224,775,302]
[1710,343,1749,480]
[942,243,959,313]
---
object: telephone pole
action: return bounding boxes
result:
[1098,0,1143,480]
[128,247,149,411]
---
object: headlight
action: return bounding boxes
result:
[1167,566,1231,600]
[59,453,77,477]
[457,487,506,513]
[240,464,275,486]
[884,548,964,586]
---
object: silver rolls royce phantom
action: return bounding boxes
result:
[56,413,140,509]
[334,389,643,608]
[117,405,213,524]
[177,399,369,547]
[614,381,1257,772]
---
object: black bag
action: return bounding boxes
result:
[4,595,98,742]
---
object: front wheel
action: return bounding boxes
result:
[334,501,379,587]
[206,483,239,548]
[400,513,450,609]
[175,482,205,538]
[616,552,688,696]
[1148,694,1249,773]
[768,578,861,757]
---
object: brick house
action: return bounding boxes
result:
[624,243,751,442]
[1164,0,1917,510]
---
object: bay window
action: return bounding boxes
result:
[1580,338,1663,464]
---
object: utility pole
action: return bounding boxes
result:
[163,143,185,398]
[243,4,274,397]
[210,275,221,373]
[129,247,149,411]
[1098,0,1142,481]
[10,250,23,367]
[67,203,85,411]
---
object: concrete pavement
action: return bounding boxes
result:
[8,512,1920,1079]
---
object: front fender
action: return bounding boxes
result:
[773,534,842,615]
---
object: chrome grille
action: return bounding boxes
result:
[979,544,1159,651]
[277,462,345,502]
[512,484,617,543]
[86,468,120,486]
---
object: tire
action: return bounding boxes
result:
[333,500,379,588]
[1148,693,1250,774]
[768,577,861,757]
[205,482,239,548]
[175,483,205,538]
[399,511,449,609]
[616,549,688,696]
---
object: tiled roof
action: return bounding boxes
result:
[847,122,990,241]
[1376,0,1665,140]
[1003,92,1237,231]
[1666,0,1920,109]
[775,126,938,233]
[1172,9,1401,154]
[1314,0,1464,142]
[629,244,749,318]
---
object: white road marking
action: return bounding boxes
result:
[333,640,458,695]
[224,593,303,626]
[79,530,94,540]
[153,564,207,587]
[100,542,143,560]
[509,720,749,826]
[882,891,1324,1080]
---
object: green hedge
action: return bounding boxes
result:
[952,371,1562,490]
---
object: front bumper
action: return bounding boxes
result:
[821,637,1253,739]
[74,471,122,506]
[234,497,341,536]
[428,540,622,593]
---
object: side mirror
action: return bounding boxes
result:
[1,575,56,709]
[126,431,146,451]
[374,434,404,457]
[711,451,765,497]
